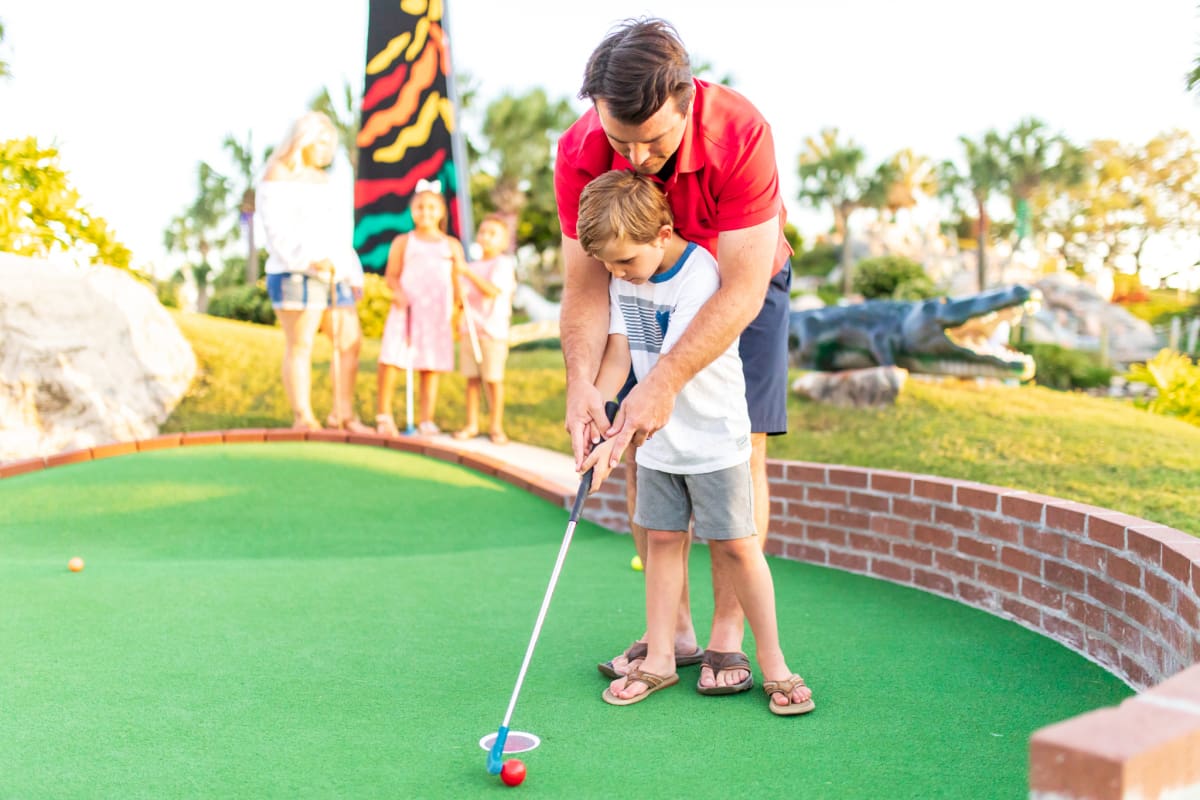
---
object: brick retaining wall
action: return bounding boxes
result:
[4,432,1199,798]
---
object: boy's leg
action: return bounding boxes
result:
[607,527,688,701]
[485,380,505,436]
[418,371,439,425]
[376,364,397,418]
[699,263,791,691]
[461,378,481,433]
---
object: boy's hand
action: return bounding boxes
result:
[579,436,625,494]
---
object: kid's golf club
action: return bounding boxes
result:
[486,400,619,775]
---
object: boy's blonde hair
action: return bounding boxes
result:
[577,170,673,257]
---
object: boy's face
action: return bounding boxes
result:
[592,227,669,284]
[475,220,508,254]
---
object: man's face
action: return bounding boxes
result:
[592,233,667,285]
[595,98,689,176]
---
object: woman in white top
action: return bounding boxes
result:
[257,111,371,433]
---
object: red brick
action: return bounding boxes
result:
[977,564,1020,593]
[871,558,913,584]
[913,569,954,595]
[891,542,934,566]
[978,515,1021,544]
[383,437,423,454]
[427,448,464,465]
[934,505,974,530]
[891,498,934,522]
[957,581,993,606]
[790,504,827,524]
[1086,514,1128,549]
[828,467,870,488]
[828,550,868,571]
[1178,593,1199,629]
[1001,493,1045,523]
[1024,528,1066,558]
[786,543,827,564]
[1143,571,1175,609]
[935,551,976,578]
[1021,577,1064,610]
[914,524,954,550]
[1086,634,1120,668]
[830,509,870,531]
[1002,596,1042,626]
[808,526,847,547]
[1065,595,1107,631]
[457,452,506,477]
[786,464,826,484]
[136,433,184,450]
[1122,594,1158,630]
[1043,615,1085,650]
[849,533,890,554]
[1161,544,1195,584]
[223,429,268,443]
[45,448,93,468]
[1145,663,1200,705]
[869,515,909,539]
[807,487,848,506]
[263,429,307,443]
[91,441,137,460]
[764,538,785,557]
[1068,540,1108,573]
[1107,554,1143,590]
[1045,561,1087,593]
[958,537,998,562]
[1000,546,1042,577]
[1087,575,1126,613]
[347,432,390,447]
[1118,653,1153,689]
[1127,527,1167,565]
[913,478,955,502]
[0,457,46,478]
[180,431,223,446]
[957,485,999,512]
[766,460,786,481]
[849,491,890,513]
[1106,612,1143,650]
[870,472,912,494]
[774,481,806,502]
[1046,504,1088,535]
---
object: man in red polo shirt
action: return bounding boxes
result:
[556,17,796,698]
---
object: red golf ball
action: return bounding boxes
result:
[500,758,526,787]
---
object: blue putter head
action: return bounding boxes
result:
[486,726,509,775]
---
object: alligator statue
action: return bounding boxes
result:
[789,284,1039,380]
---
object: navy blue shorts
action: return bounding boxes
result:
[618,260,792,435]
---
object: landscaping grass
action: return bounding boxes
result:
[167,311,1200,535]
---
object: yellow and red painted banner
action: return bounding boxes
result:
[354,0,465,273]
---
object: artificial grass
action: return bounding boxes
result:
[165,312,1200,535]
[0,443,1131,799]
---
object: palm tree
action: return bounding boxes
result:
[797,127,869,294]
[951,131,1007,291]
[1003,117,1087,246]
[310,81,359,171]
[880,149,938,220]
[162,162,234,312]
[222,131,272,283]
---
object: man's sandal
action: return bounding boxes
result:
[601,669,679,706]
[763,674,816,716]
[696,650,755,695]
[597,641,705,679]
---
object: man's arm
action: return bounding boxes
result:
[579,333,632,492]
[602,217,778,465]
[559,234,612,469]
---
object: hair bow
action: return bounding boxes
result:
[415,178,443,193]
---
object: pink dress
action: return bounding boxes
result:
[378,234,455,371]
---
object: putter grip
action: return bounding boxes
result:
[570,401,619,521]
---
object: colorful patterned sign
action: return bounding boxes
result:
[355,0,466,273]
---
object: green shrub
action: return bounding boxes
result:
[155,279,180,309]
[815,284,842,307]
[207,283,276,326]
[358,273,392,340]
[1016,342,1115,391]
[1127,349,1200,426]
[793,242,839,277]
[852,255,938,300]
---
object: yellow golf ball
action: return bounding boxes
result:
[630,555,644,572]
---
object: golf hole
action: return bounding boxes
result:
[478,731,541,754]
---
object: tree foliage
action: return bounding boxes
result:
[0,137,132,269]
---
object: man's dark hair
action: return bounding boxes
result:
[579,17,694,124]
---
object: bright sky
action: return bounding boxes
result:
[3,0,1199,276]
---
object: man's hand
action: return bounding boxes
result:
[565,380,609,471]
[601,372,677,467]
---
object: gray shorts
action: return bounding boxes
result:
[633,461,756,541]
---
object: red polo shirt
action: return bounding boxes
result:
[555,79,791,272]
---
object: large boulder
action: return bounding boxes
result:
[0,253,196,462]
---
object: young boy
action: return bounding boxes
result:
[577,170,814,716]
[453,213,516,444]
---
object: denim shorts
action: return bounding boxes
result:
[266,272,356,311]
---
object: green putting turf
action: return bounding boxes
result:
[0,443,1131,798]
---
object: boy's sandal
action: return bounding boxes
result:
[763,674,816,716]
[452,427,479,440]
[598,641,706,679]
[696,650,755,695]
[375,415,401,438]
[601,669,679,706]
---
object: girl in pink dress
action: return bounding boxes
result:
[376,190,466,436]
